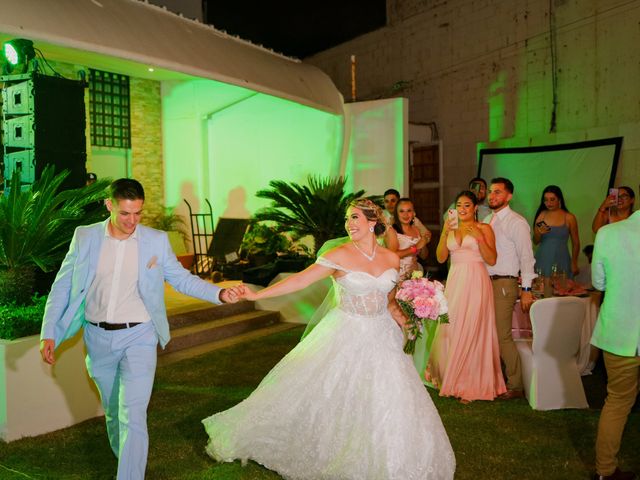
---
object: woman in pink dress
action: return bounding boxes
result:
[427,190,506,403]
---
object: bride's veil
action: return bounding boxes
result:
[300,236,350,340]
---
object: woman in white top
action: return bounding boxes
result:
[390,198,431,281]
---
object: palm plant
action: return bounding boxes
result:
[145,207,190,252]
[146,207,189,236]
[0,166,109,305]
[253,176,365,255]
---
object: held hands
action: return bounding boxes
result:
[221,284,259,302]
[219,285,255,303]
[219,287,241,303]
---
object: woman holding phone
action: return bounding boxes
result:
[533,185,580,278]
[427,190,506,403]
[592,186,635,233]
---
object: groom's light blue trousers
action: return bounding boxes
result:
[84,322,158,480]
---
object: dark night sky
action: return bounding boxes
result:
[204,1,387,58]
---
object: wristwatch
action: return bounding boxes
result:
[521,287,532,292]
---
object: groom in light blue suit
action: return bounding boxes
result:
[40,178,238,480]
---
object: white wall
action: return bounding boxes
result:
[161,78,343,244]
[305,0,640,206]
[0,333,102,442]
[341,98,408,196]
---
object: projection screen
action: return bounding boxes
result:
[478,137,622,254]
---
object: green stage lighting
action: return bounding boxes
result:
[2,39,35,72]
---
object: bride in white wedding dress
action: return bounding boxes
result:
[202,199,455,479]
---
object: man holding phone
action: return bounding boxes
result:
[485,177,537,399]
[443,177,491,222]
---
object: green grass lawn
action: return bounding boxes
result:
[0,326,638,479]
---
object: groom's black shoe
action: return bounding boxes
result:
[592,468,638,480]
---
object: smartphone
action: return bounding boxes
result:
[447,209,459,229]
[609,187,619,204]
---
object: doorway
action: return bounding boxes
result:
[409,142,446,279]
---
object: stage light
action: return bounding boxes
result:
[2,39,36,73]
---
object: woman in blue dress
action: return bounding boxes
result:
[533,185,580,278]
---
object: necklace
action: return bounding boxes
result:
[352,241,377,261]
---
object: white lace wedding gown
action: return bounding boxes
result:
[202,257,456,479]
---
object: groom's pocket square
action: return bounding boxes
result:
[146,256,158,269]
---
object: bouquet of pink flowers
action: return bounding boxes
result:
[395,272,449,354]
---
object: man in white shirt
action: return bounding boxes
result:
[590,209,640,480]
[382,188,400,223]
[485,177,536,399]
[40,179,239,480]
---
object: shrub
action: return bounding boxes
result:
[0,166,109,305]
[253,176,365,254]
[0,295,47,340]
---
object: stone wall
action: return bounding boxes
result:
[130,78,164,219]
[305,0,640,201]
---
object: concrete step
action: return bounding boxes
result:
[167,301,255,329]
[158,322,302,366]
[161,309,281,355]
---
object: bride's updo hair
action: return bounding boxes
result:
[349,198,387,236]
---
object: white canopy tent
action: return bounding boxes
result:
[0,0,343,114]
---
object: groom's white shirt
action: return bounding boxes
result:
[85,223,151,324]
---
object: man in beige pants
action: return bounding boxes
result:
[590,209,639,480]
[484,178,536,399]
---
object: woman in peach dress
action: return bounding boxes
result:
[427,190,506,403]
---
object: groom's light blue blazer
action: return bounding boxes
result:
[41,219,221,349]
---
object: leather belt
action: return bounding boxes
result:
[489,275,518,280]
[89,322,142,330]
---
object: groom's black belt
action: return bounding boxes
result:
[489,275,518,280]
[89,322,142,330]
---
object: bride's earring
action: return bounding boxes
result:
[369,226,374,232]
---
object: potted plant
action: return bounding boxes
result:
[241,222,291,267]
[145,207,193,269]
[0,166,109,306]
[0,166,108,441]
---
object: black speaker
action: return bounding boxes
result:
[2,73,86,190]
